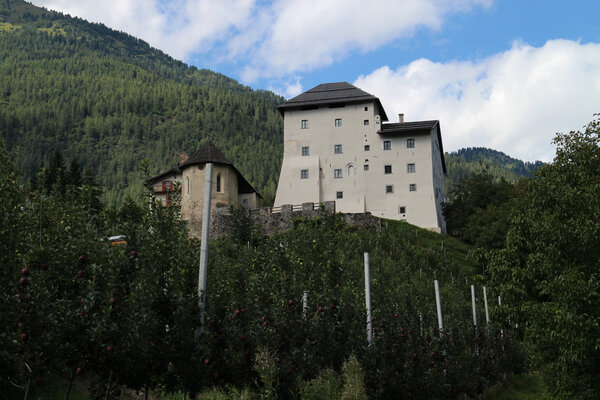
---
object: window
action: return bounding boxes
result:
[409,184,417,192]
[216,174,221,192]
[383,140,391,150]
[384,165,392,174]
[364,106,368,111]
[385,185,394,193]
[364,145,370,151]
[364,120,369,126]
[334,144,342,154]
[407,163,416,173]
[399,206,406,214]
[242,199,249,206]
[407,138,415,148]
[301,120,308,129]
[302,146,309,156]
[300,169,309,179]
[336,191,343,199]
[363,165,369,171]
[334,169,342,179]
[335,118,342,127]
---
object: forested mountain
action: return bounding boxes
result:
[444,147,545,191]
[0,0,284,204]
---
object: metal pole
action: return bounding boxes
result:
[434,279,443,332]
[483,286,489,323]
[471,285,477,327]
[364,252,372,345]
[198,163,213,333]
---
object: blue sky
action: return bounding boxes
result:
[32,0,600,162]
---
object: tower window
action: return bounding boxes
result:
[336,191,343,199]
[407,138,415,148]
[216,174,221,192]
[399,206,406,214]
[301,120,308,129]
[364,165,369,171]
[334,169,342,179]
[334,118,342,127]
[407,163,416,173]
[334,144,342,154]
[384,165,392,174]
[302,146,309,156]
[383,140,391,150]
[409,184,417,191]
[364,120,369,126]
[300,169,309,179]
[364,145,370,151]
[385,185,394,193]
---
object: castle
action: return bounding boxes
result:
[274,82,446,233]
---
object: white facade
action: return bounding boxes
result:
[274,83,446,233]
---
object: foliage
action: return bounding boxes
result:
[443,171,523,250]
[488,115,600,399]
[444,147,544,195]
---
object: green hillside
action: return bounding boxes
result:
[0,0,284,204]
[444,147,545,192]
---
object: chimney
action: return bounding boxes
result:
[398,113,404,123]
[178,152,189,164]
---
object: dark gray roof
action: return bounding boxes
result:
[149,168,181,184]
[277,82,389,121]
[179,140,261,197]
[380,120,439,133]
[379,120,446,174]
[180,140,231,168]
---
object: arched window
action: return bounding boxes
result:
[186,176,190,194]
[216,174,221,192]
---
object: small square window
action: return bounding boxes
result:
[300,169,309,179]
[383,140,391,150]
[364,145,370,151]
[334,144,342,154]
[409,184,417,191]
[301,146,309,156]
[363,165,369,171]
[335,118,342,127]
[386,185,394,193]
[407,138,415,148]
[384,165,392,174]
[399,206,406,214]
[364,120,369,126]
[407,163,416,173]
[301,120,308,129]
[334,169,342,179]
[336,191,343,199]
[364,106,368,111]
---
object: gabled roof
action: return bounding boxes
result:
[379,120,447,174]
[180,140,231,168]
[148,168,181,184]
[277,82,389,121]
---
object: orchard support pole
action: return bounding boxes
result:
[434,279,443,333]
[364,252,372,345]
[198,162,213,334]
[471,285,477,327]
[483,286,489,323]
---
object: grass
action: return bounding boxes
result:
[482,373,550,400]
[0,22,21,32]
[382,218,478,274]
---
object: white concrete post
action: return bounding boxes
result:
[471,285,477,327]
[364,252,372,345]
[434,279,443,332]
[198,163,213,333]
[483,286,489,323]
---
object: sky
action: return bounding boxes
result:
[30,0,600,162]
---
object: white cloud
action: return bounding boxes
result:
[31,0,491,79]
[354,40,600,162]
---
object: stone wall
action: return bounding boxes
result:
[186,201,381,239]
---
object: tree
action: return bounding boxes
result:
[488,115,600,399]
